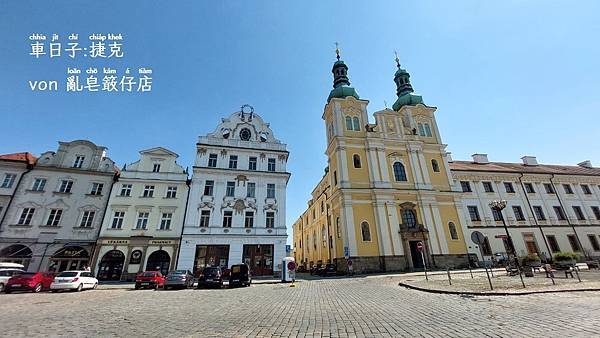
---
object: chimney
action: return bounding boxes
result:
[472,153,489,164]
[445,152,453,163]
[521,156,538,166]
[577,160,592,169]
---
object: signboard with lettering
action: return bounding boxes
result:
[129,250,142,264]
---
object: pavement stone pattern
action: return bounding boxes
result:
[1,276,600,337]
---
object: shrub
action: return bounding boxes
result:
[520,254,541,265]
[553,252,579,261]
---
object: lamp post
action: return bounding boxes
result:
[489,199,526,288]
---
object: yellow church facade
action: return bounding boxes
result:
[293,52,470,273]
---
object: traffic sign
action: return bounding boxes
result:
[416,241,424,252]
[471,231,486,245]
[287,261,296,271]
[347,259,353,267]
[344,246,349,259]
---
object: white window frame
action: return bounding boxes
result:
[1,173,17,188]
[142,185,155,198]
[58,179,73,193]
[18,208,35,225]
[90,183,104,195]
[166,186,177,199]
[46,209,63,226]
[111,211,125,229]
[73,155,85,168]
[32,178,46,191]
[80,210,95,228]
[120,184,132,197]
[136,212,149,230]
[159,213,172,230]
[199,210,210,227]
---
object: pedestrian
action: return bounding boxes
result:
[84,265,91,272]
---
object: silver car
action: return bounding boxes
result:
[164,270,195,289]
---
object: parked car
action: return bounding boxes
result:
[134,271,165,290]
[0,268,25,292]
[229,264,251,288]
[164,270,194,289]
[319,263,337,277]
[197,266,224,288]
[309,265,321,275]
[5,272,54,293]
[50,271,97,292]
[296,265,307,273]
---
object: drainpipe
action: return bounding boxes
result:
[174,177,192,269]
[517,173,552,261]
[550,174,588,260]
[90,172,119,273]
[0,162,34,232]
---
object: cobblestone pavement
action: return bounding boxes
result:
[1,276,600,337]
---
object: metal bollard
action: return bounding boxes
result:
[574,267,581,282]
[484,265,493,290]
[447,267,452,286]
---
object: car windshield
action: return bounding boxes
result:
[203,267,219,274]
[142,272,157,277]
[57,272,78,277]
[15,272,36,277]
[169,270,187,275]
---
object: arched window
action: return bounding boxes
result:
[402,209,417,228]
[353,154,361,168]
[431,159,440,172]
[417,123,425,136]
[352,117,360,131]
[361,221,371,241]
[336,217,341,238]
[424,123,433,137]
[313,231,317,249]
[393,162,407,181]
[322,225,327,247]
[306,236,310,252]
[448,222,458,240]
[345,116,353,130]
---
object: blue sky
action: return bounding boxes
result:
[1,1,599,243]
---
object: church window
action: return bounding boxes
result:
[402,209,417,228]
[360,222,371,241]
[448,222,459,240]
[352,117,360,131]
[345,116,353,130]
[393,162,407,181]
[424,123,432,137]
[417,123,425,136]
[431,159,440,172]
[353,154,361,168]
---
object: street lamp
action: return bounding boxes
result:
[489,199,525,288]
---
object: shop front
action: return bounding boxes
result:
[193,245,230,277]
[48,246,90,272]
[243,244,274,276]
[0,244,33,269]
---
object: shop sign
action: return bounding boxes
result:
[105,240,129,244]
[150,240,172,245]
[129,250,142,264]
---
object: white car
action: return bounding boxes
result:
[0,268,25,292]
[50,271,98,292]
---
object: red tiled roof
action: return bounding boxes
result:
[449,160,600,176]
[0,152,37,165]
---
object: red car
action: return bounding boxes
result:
[5,272,54,293]
[135,271,165,289]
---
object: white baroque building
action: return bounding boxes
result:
[0,140,116,272]
[178,106,290,276]
[91,147,189,281]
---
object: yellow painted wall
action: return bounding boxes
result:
[437,203,468,254]
[352,203,380,256]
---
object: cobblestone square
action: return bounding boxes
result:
[1,276,600,337]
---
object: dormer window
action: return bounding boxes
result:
[152,164,161,173]
[73,155,85,168]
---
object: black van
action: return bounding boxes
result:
[229,264,251,287]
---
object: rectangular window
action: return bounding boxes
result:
[543,183,555,194]
[248,157,257,171]
[246,182,255,198]
[203,180,214,196]
[573,206,586,220]
[592,206,600,220]
[460,181,472,192]
[266,211,275,228]
[225,181,235,197]
[228,155,238,169]
[491,208,502,221]
[152,164,161,173]
[199,210,210,227]
[244,211,254,228]
[90,183,104,195]
[143,185,154,197]
[159,213,172,230]
[18,208,35,225]
[533,206,546,220]
[1,173,16,188]
[111,211,125,229]
[73,155,85,168]
[512,206,525,221]
[32,178,46,191]
[553,206,567,221]
[563,184,573,194]
[524,183,535,193]
[267,183,275,199]
[46,209,63,226]
[504,182,515,193]
[222,211,232,228]
[546,235,560,252]
[567,234,580,251]
[80,211,95,228]
[136,212,149,230]
[58,180,73,193]
[581,184,592,195]
[588,235,600,251]
[119,184,132,197]
[467,206,480,221]
[482,181,494,193]
[208,154,218,168]
[333,171,337,185]
[166,186,177,198]
[267,158,276,172]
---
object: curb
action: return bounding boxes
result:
[398,282,600,296]
[97,280,290,290]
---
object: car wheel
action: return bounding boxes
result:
[0,283,4,292]
[33,283,42,293]
[76,284,83,292]
[93,283,98,290]
[51,290,59,293]
[5,288,11,294]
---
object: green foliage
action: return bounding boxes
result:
[553,252,579,261]
[520,254,541,265]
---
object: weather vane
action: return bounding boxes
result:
[335,42,340,60]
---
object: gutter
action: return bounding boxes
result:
[174,177,192,269]
[550,174,588,260]
[0,162,34,232]
[517,173,552,260]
